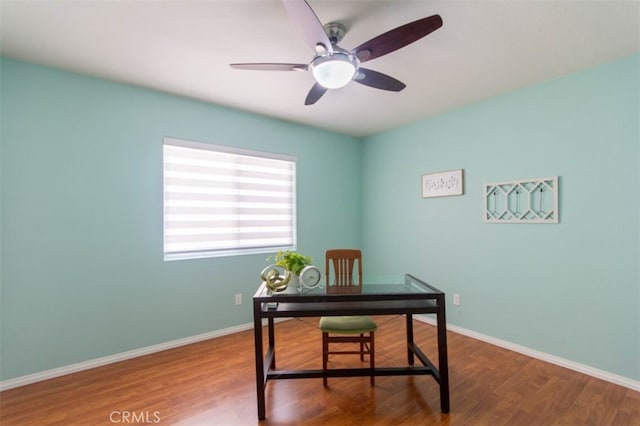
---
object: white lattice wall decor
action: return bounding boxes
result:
[484,177,558,224]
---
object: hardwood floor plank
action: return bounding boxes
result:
[1,316,638,425]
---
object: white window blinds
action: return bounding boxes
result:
[163,138,296,260]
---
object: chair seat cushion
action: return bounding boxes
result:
[319,316,377,334]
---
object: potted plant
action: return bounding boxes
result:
[271,250,312,276]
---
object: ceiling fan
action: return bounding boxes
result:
[230,0,443,105]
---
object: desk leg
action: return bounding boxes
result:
[253,302,266,420]
[268,317,276,369]
[406,313,415,365]
[436,295,450,413]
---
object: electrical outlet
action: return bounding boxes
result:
[235,293,242,305]
[453,293,460,306]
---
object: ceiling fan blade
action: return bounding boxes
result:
[354,68,406,92]
[283,0,333,55]
[305,82,328,105]
[230,63,307,71]
[352,15,443,63]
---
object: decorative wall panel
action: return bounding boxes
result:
[484,177,558,223]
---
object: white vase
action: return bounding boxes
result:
[288,273,300,289]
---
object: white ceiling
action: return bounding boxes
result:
[1,0,638,137]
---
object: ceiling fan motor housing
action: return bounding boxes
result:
[324,22,347,45]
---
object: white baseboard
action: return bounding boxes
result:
[2,316,638,393]
[0,319,287,392]
[414,315,640,392]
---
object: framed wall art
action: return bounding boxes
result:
[422,169,464,198]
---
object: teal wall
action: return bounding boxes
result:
[1,54,638,383]
[361,54,639,380]
[0,58,361,380]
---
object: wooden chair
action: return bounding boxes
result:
[319,249,377,386]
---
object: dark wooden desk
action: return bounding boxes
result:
[252,274,449,420]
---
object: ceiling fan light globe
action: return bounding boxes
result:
[311,54,357,89]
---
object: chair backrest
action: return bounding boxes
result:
[325,249,362,287]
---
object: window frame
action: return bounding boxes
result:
[163,137,297,261]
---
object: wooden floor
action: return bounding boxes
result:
[1,316,638,425]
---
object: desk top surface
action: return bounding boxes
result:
[254,274,443,299]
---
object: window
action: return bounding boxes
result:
[163,137,296,260]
